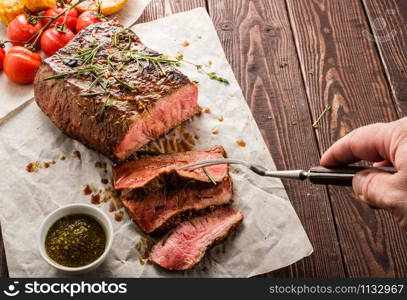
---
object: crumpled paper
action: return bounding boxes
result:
[0,8,313,277]
[0,0,152,120]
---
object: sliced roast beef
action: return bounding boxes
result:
[34,20,200,161]
[150,207,243,270]
[114,146,228,190]
[121,176,233,234]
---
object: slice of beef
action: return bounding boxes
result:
[121,176,233,234]
[150,207,243,270]
[34,20,200,161]
[114,146,228,190]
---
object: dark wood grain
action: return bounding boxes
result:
[362,0,407,116]
[207,0,345,277]
[136,0,206,24]
[286,0,407,277]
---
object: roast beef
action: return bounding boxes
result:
[121,176,233,234]
[149,207,243,270]
[34,20,200,161]
[114,146,228,190]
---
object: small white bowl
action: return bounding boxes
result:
[38,203,113,275]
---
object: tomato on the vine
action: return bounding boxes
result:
[3,46,42,84]
[43,6,79,33]
[7,14,43,46]
[40,27,75,57]
[0,48,5,70]
[76,10,102,32]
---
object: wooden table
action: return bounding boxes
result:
[1,0,406,277]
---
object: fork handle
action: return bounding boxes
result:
[307,166,396,186]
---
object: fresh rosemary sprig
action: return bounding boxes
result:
[75,42,105,65]
[112,74,137,92]
[202,167,217,186]
[124,51,229,84]
[105,96,115,108]
[44,64,106,80]
[80,91,107,97]
[113,28,133,50]
[45,24,230,114]
[207,72,229,84]
[95,0,106,20]
[135,53,181,66]
[312,104,332,128]
[173,56,229,85]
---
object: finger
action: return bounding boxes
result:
[373,160,393,167]
[320,123,392,167]
[353,169,402,209]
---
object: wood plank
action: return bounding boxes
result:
[207,0,345,277]
[137,0,206,24]
[362,0,407,116]
[286,0,407,277]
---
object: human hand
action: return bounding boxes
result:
[320,118,407,228]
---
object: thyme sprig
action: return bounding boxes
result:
[202,167,217,186]
[113,28,133,50]
[312,104,332,128]
[75,42,105,65]
[45,26,230,112]
[44,64,106,80]
[172,54,229,84]
[80,91,107,97]
[118,50,229,84]
[112,74,137,92]
[104,96,115,108]
[95,0,106,20]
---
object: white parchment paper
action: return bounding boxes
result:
[0,8,313,277]
[0,0,151,120]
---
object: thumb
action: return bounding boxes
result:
[353,169,400,209]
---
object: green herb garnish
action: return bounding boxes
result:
[113,28,133,50]
[312,104,332,128]
[44,24,230,113]
[202,167,217,186]
[112,74,137,92]
[75,42,105,65]
[207,72,229,84]
[80,91,107,97]
[105,96,115,108]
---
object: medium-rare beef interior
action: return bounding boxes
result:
[114,145,228,190]
[150,207,243,271]
[114,146,243,270]
[121,176,233,234]
[114,146,232,234]
[34,20,200,161]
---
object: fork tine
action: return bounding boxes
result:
[177,158,249,170]
[177,159,229,170]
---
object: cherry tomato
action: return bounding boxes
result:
[43,6,79,33]
[76,10,102,32]
[3,46,42,84]
[0,48,5,70]
[7,14,43,46]
[41,27,75,57]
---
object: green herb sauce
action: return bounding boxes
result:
[45,214,106,267]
